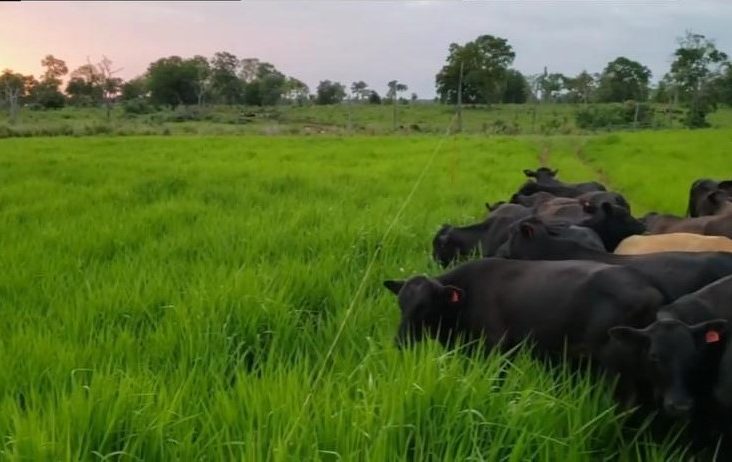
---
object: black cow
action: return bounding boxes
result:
[523,167,560,184]
[534,191,631,223]
[432,203,531,267]
[687,178,732,217]
[644,190,732,239]
[609,276,732,456]
[502,217,732,303]
[383,258,664,369]
[516,167,606,198]
[510,191,555,208]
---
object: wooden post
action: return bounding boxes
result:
[456,61,464,133]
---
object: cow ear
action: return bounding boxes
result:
[551,169,559,176]
[485,202,492,210]
[520,222,536,239]
[707,190,727,206]
[442,285,465,305]
[608,326,649,348]
[523,169,535,178]
[691,319,728,345]
[383,280,405,295]
[718,180,732,192]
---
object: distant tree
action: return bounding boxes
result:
[284,77,309,105]
[564,70,596,103]
[718,64,732,106]
[500,69,528,103]
[239,58,261,84]
[0,69,30,123]
[350,81,369,101]
[596,57,651,102]
[436,34,515,104]
[94,56,123,120]
[41,54,68,85]
[537,72,565,102]
[146,56,198,107]
[66,64,101,106]
[367,90,381,104]
[210,51,241,104]
[668,31,729,127]
[315,80,346,105]
[31,54,68,108]
[386,80,408,101]
[190,55,211,106]
[410,92,418,102]
[119,76,148,102]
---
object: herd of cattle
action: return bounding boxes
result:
[383,167,732,455]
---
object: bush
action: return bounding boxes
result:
[123,99,155,115]
[575,102,655,130]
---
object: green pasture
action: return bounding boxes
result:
[2,103,732,138]
[1,131,726,460]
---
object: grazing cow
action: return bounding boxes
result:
[608,276,732,455]
[687,178,732,217]
[432,203,531,267]
[577,200,645,251]
[644,190,732,239]
[383,258,664,362]
[615,233,732,255]
[515,167,606,198]
[502,217,732,303]
[534,191,631,223]
[523,167,560,185]
[510,191,555,208]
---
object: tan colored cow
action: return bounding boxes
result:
[615,232,732,255]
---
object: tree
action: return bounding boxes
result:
[315,80,346,105]
[501,69,529,103]
[66,64,102,106]
[190,55,211,106]
[41,55,68,85]
[561,71,596,103]
[93,56,123,120]
[410,92,418,102]
[0,69,29,123]
[386,80,408,129]
[596,57,651,102]
[120,76,148,102]
[350,81,369,101]
[536,71,565,103]
[210,51,241,104]
[367,90,381,104]
[284,77,309,105]
[146,56,199,107]
[668,32,729,127]
[436,34,515,104]
[31,54,68,108]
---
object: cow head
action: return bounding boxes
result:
[609,318,728,416]
[697,189,732,216]
[580,201,645,251]
[523,167,558,183]
[687,178,719,217]
[383,276,465,347]
[432,225,463,268]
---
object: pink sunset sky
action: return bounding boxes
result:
[2,1,732,98]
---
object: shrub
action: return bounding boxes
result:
[575,102,655,130]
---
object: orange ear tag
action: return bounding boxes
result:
[706,330,721,344]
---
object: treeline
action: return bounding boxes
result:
[2,31,732,128]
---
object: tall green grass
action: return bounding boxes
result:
[0,135,695,460]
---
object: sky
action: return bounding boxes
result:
[2,0,732,98]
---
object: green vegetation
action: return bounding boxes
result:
[1,132,723,459]
[2,103,732,139]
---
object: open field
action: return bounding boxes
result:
[1,131,731,460]
[2,103,732,138]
